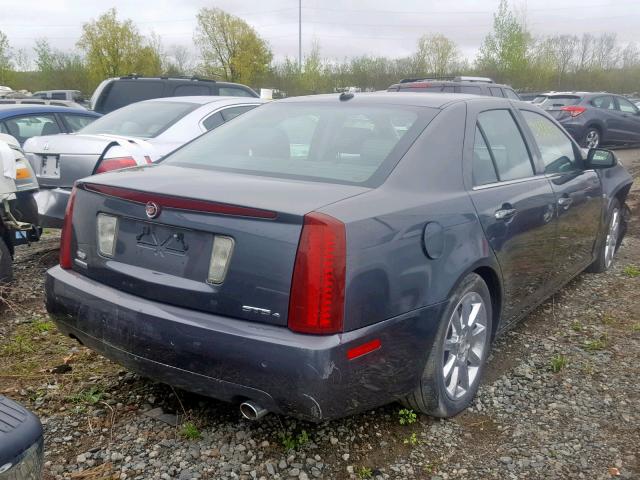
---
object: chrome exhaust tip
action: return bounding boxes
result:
[240,401,268,420]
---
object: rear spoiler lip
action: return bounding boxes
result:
[78,182,278,220]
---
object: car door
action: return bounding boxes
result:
[519,108,603,279]
[466,104,557,323]
[612,96,640,143]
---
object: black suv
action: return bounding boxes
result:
[90,76,259,114]
[388,76,521,100]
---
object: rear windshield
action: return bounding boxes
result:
[162,102,436,186]
[539,95,581,107]
[79,101,196,138]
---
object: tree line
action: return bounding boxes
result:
[0,1,638,97]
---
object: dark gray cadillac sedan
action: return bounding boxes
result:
[45,92,632,421]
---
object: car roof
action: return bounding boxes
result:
[277,91,497,109]
[139,96,265,106]
[538,92,609,97]
[0,104,100,118]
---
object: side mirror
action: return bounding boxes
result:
[586,148,616,169]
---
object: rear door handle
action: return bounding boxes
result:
[558,196,573,209]
[495,208,517,220]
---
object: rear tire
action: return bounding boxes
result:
[588,198,622,273]
[403,273,493,417]
[0,238,12,283]
[582,127,601,149]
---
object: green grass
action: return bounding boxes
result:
[180,422,201,440]
[32,320,55,333]
[398,408,417,425]
[403,432,419,446]
[623,265,640,277]
[632,323,640,332]
[68,386,104,405]
[0,335,34,356]
[584,335,608,351]
[280,430,309,451]
[549,354,568,373]
[570,321,583,332]
[357,466,373,479]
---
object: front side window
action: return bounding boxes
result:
[51,92,66,100]
[4,114,61,143]
[477,110,533,181]
[79,101,197,138]
[521,110,577,174]
[489,87,504,97]
[163,102,434,186]
[616,97,640,114]
[504,89,520,100]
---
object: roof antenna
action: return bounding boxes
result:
[339,91,354,101]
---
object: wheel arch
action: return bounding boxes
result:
[473,265,503,340]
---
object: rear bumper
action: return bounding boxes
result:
[557,122,586,142]
[33,188,70,228]
[45,266,444,421]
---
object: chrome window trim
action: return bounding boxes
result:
[198,103,261,132]
[472,174,549,191]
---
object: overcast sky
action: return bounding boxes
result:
[1,0,638,63]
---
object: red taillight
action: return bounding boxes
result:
[59,186,77,269]
[95,156,138,174]
[288,212,346,335]
[560,106,586,117]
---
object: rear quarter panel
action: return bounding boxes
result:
[321,102,499,331]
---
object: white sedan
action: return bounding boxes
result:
[24,96,264,227]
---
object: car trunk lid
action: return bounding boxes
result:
[70,165,368,326]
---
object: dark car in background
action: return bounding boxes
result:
[534,92,640,148]
[46,92,631,422]
[0,105,100,145]
[90,75,259,114]
[388,76,521,100]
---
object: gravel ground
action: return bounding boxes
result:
[1,149,639,480]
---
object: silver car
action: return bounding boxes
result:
[24,96,264,227]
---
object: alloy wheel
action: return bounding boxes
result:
[585,130,600,149]
[442,292,489,400]
[604,208,620,269]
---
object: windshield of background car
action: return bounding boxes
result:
[162,102,436,186]
[79,101,197,138]
[539,95,581,108]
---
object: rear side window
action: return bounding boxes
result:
[0,123,8,134]
[219,87,254,97]
[477,110,533,181]
[473,127,498,185]
[591,96,615,110]
[220,105,257,122]
[174,85,211,96]
[102,81,164,113]
[458,86,482,95]
[521,110,577,174]
[489,87,504,97]
[62,114,96,131]
[51,92,66,100]
[504,89,520,100]
[202,111,224,131]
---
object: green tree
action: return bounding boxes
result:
[77,8,161,84]
[476,0,530,84]
[0,30,13,84]
[195,7,272,86]
[414,34,460,77]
